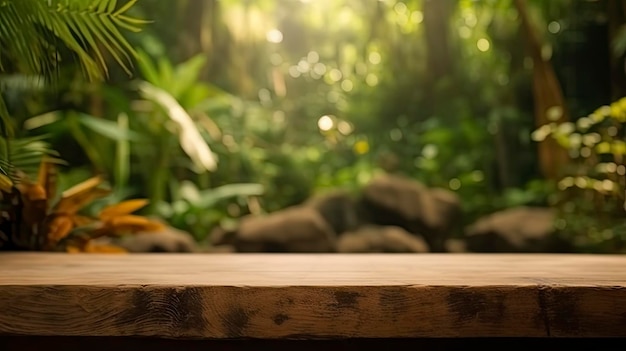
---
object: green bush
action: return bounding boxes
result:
[534,98,626,252]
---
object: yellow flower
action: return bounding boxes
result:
[353,140,370,155]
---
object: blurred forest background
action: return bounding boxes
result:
[2,0,626,253]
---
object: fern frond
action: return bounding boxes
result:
[0,0,146,80]
[0,95,12,138]
[0,135,62,183]
[0,0,148,136]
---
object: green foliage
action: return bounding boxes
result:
[31,52,268,237]
[0,135,60,182]
[0,0,147,135]
[4,0,621,252]
[535,97,626,252]
[0,0,148,237]
[159,181,264,241]
[128,52,221,207]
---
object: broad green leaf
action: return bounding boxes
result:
[78,113,142,141]
[197,183,265,208]
[183,85,213,110]
[114,113,130,194]
[170,55,208,98]
[157,57,175,89]
[137,81,218,172]
[193,94,238,114]
[135,50,161,86]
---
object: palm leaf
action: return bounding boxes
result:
[0,0,148,136]
[0,97,12,138]
[0,135,62,183]
[0,0,147,80]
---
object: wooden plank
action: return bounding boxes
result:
[0,253,625,338]
[1,336,622,351]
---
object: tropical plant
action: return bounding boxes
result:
[0,0,147,235]
[0,0,151,251]
[103,52,270,238]
[159,181,265,242]
[120,51,221,208]
[0,159,163,251]
[533,97,626,252]
[0,0,146,133]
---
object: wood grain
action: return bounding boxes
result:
[0,253,625,338]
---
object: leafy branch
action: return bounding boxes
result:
[0,0,149,135]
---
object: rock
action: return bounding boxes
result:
[361,174,428,223]
[428,187,463,235]
[444,238,467,253]
[337,225,429,253]
[209,225,237,247]
[360,174,461,251]
[203,245,237,253]
[115,226,199,253]
[464,206,570,252]
[234,206,337,252]
[304,190,363,235]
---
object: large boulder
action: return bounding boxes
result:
[209,224,237,247]
[304,190,363,235]
[359,174,461,251]
[337,225,430,253]
[428,187,463,235]
[233,206,337,252]
[464,206,571,252]
[115,226,199,253]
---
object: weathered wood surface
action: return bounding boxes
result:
[0,253,625,339]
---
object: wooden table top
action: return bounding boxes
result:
[1,253,625,338]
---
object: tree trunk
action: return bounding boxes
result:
[177,0,230,83]
[423,0,456,81]
[607,0,626,100]
[178,0,205,60]
[513,0,570,181]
